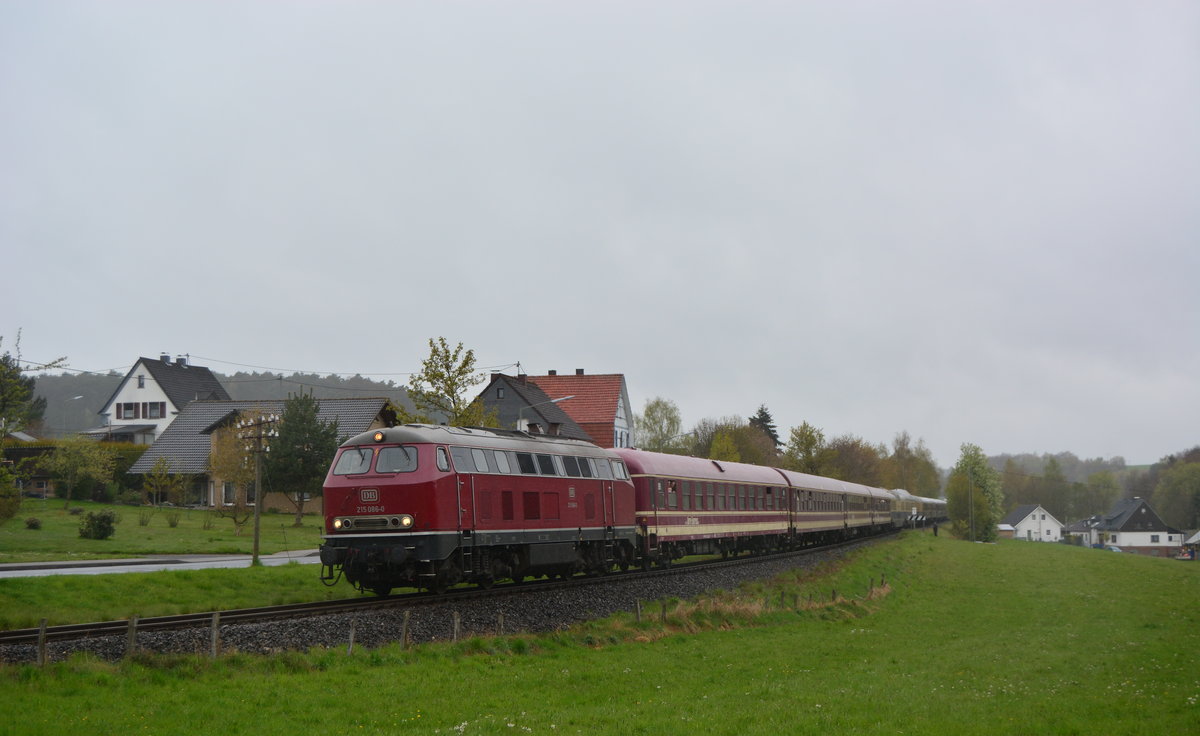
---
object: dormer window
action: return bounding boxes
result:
[497,387,505,399]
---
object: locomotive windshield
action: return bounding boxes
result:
[376,446,418,473]
[332,447,374,475]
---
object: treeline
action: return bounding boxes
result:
[989,448,1200,530]
[30,371,413,436]
[634,400,942,498]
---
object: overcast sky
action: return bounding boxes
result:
[3,1,1197,468]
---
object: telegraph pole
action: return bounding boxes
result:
[237,412,278,566]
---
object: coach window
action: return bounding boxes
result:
[437,447,450,472]
[655,481,664,509]
[536,454,557,475]
[681,481,691,511]
[516,453,537,474]
[667,481,678,509]
[707,483,715,510]
[562,456,582,477]
[375,446,417,473]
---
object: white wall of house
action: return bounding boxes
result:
[102,359,176,443]
[1101,530,1183,556]
[1012,509,1063,542]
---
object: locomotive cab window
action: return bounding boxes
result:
[375,446,417,473]
[333,447,374,475]
[436,447,450,472]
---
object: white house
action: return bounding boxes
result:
[87,355,230,444]
[1088,497,1184,557]
[999,504,1063,542]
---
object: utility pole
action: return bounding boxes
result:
[237,412,278,566]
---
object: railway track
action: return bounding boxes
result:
[0,530,895,650]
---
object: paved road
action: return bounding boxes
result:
[0,549,321,579]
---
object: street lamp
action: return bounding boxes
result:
[517,396,575,432]
[61,395,84,437]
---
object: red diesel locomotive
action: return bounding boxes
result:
[319,424,639,594]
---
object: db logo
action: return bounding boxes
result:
[359,488,379,503]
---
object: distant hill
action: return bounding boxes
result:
[31,370,413,438]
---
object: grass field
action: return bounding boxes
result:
[0,499,324,563]
[1,532,1197,735]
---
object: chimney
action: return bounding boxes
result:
[175,355,188,367]
[548,370,557,376]
[160,353,170,363]
[518,374,527,385]
[575,368,585,375]
[490,373,500,382]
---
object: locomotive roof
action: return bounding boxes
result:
[343,423,615,456]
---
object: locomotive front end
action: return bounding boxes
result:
[319,427,457,595]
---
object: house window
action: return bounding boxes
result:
[497,387,505,399]
[137,375,145,388]
[1151,535,1160,543]
[223,482,236,505]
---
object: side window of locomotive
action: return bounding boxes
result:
[611,461,630,480]
[562,456,582,477]
[594,459,614,480]
[436,447,450,472]
[515,453,537,474]
[578,457,594,478]
[376,446,418,473]
[535,454,557,475]
[471,448,490,473]
[494,451,513,474]
[449,446,476,472]
[332,447,374,475]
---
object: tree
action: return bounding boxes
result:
[781,421,830,475]
[0,460,20,525]
[143,456,190,507]
[208,422,257,536]
[399,337,496,426]
[39,434,116,510]
[633,397,684,453]
[1041,457,1070,521]
[879,431,943,496]
[264,392,342,526]
[0,332,65,436]
[1083,470,1120,520]
[1151,462,1200,530]
[748,404,781,448]
[708,430,741,462]
[727,424,778,466]
[823,434,884,486]
[945,443,1002,542]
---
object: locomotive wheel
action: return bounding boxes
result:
[478,575,495,590]
[372,586,392,597]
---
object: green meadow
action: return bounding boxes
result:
[1,532,1197,735]
[0,499,323,563]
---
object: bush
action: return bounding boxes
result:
[25,517,41,530]
[79,510,117,540]
[69,507,83,516]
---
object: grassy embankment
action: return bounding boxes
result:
[0,498,323,563]
[1,532,1197,735]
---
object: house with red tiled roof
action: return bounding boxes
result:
[526,369,633,449]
